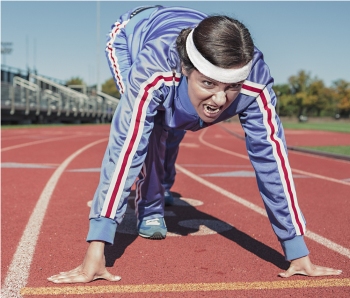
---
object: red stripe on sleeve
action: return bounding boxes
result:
[242,84,262,94]
[260,91,304,234]
[104,75,165,218]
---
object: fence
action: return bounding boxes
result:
[1,69,119,124]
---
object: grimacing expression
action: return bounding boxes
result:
[183,68,243,123]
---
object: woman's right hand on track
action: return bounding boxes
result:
[47,241,121,283]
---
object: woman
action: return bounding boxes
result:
[48,5,342,283]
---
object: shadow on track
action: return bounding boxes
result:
[105,190,289,271]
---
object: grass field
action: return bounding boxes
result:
[281,120,350,133]
[281,119,350,157]
[299,146,350,157]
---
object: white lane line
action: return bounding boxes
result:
[199,130,350,186]
[305,231,350,259]
[181,164,252,168]
[1,135,32,141]
[198,128,350,256]
[291,168,350,186]
[176,164,267,218]
[1,162,56,169]
[286,148,350,164]
[175,163,350,259]
[68,168,101,172]
[1,135,88,152]
[1,138,108,298]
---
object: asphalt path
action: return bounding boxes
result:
[1,123,349,297]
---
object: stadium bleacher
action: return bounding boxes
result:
[1,65,119,124]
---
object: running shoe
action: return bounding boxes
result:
[138,217,167,239]
[164,190,174,206]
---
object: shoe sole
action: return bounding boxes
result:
[139,231,166,240]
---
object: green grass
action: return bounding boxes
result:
[281,119,350,156]
[300,145,350,157]
[282,121,350,133]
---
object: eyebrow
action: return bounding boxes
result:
[200,74,244,85]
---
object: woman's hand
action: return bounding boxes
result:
[47,241,121,283]
[279,255,342,278]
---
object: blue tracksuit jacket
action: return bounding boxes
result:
[87,5,309,261]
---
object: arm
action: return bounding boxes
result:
[240,81,341,277]
[240,82,308,260]
[48,15,179,283]
[87,46,179,245]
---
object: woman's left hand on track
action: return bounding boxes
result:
[278,255,342,278]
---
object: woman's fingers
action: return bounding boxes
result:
[304,265,342,277]
[279,256,342,278]
[93,270,121,282]
[279,266,342,278]
[48,266,121,284]
[48,271,91,284]
[58,265,83,276]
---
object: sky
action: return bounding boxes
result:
[1,1,350,88]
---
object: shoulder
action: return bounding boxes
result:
[153,6,207,21]
[145,6,207,39]
[132,6,207,71]
[244,47,274,89]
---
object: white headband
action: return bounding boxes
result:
[186,29,252,83]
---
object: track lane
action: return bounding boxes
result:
[197,125,350,251]
[216,123,350,183]
[1,136,108,297]
[1,125,110,289]
[1,168,56,285]
[1,124,349,297]
[26,153,349,296]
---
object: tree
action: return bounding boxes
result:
[304,80,331,116]
[288,70,313,117]
[66,77,85,86]
[274,72,349,118]
[332,80,350,117]
[102,78,120,98]
[273,84,297,117]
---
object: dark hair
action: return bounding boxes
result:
[176,15,254,74]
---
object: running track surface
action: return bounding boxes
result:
[1,123,350,297]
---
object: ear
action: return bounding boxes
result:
[181,64,189,77]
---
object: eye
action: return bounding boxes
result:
[228,83,242,90]
[203,80,214,87]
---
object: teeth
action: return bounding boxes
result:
[204,104,220,114]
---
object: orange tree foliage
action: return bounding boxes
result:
[274,71,349,118]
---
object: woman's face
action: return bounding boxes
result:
[183,68,243,123]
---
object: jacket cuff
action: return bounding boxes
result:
[86,217,117,245]
[280,235,309,261]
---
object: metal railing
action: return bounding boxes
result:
[1,75,119,123]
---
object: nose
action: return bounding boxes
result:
[211,91,226,106]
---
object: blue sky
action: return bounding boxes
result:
[1,1,350,87]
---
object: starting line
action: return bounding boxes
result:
[20,278,350,295]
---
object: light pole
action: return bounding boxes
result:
[1,42,13,65]
[96,1,101,92]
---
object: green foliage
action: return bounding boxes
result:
[274,84,297,116]
[274,71,350,118]
[66,77,85,86]
[332,80,350,117]
[102,78,120,98]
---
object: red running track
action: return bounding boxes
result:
[1,123,350,297]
